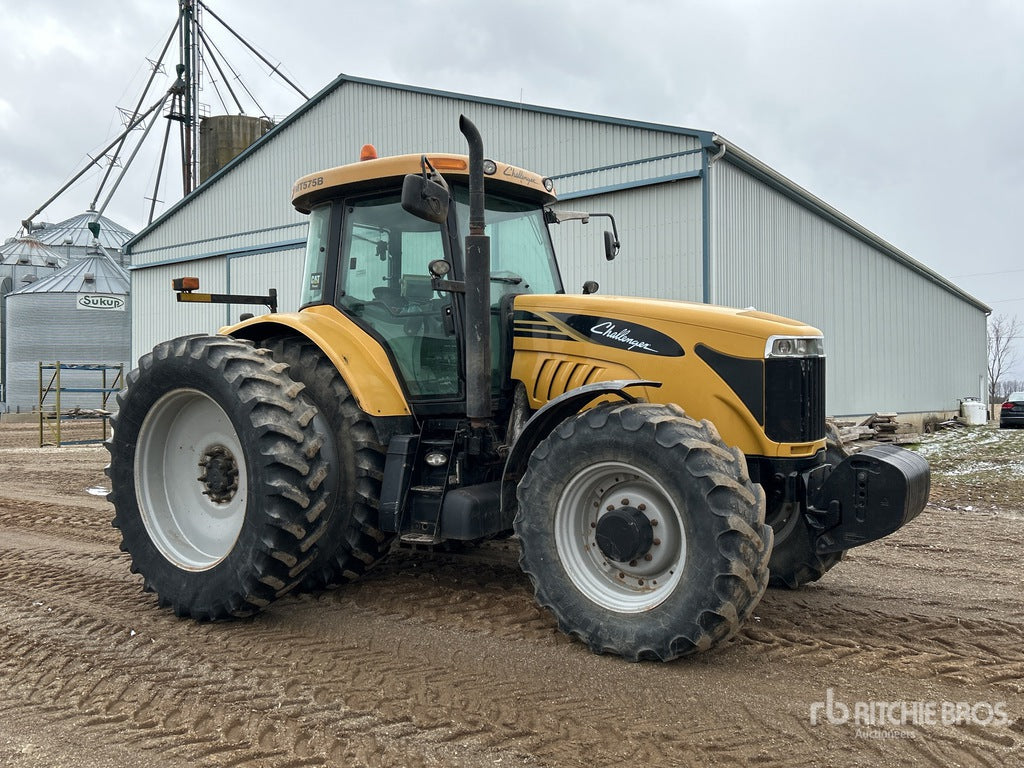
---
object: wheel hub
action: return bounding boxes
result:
[595,505,654,563]
[198,444,239,504]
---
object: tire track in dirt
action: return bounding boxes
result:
[0,534,823,767]
[739,594,1024,693]
[0,590,545,768]
[0,500,116,547]
[1,528,1020,767]
[339,547,561,645]
[0,536,568,765]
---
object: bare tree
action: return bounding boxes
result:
[997,379,1024,400]
[987,313,1022,402]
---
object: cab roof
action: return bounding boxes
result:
[291,153,557,213]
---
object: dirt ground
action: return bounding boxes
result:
[0,419,1021,768]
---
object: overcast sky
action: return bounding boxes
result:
[2,0,1023,373]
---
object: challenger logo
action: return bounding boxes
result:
[512,312,684,357]
[588,321,662,353]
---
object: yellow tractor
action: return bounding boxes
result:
[107,117,930,661]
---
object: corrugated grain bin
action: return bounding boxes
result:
[1,236,66,403]
[5,247,130,410]
[32,210,134,267]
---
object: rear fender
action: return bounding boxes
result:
[224,308,410,417]
[500,379,660,527]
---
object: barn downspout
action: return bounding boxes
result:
[701,140,727,304]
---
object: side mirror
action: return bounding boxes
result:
[582,280,599,295]
[402,173,450,224]
[603,230,619,261]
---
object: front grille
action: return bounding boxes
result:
[764,357,826,443]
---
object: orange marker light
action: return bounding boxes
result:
[431,157,468,171]
[172,276,200,291]
[360,144,378,161]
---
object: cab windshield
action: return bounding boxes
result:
[452,186,562,299]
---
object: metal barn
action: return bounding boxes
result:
[125,75,988,417]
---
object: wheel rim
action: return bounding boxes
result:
[767,500,801,545]
[554,461,686,613]
[134,389,248,571]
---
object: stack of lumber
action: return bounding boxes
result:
[828,414,921,446]
[865,413,919,443]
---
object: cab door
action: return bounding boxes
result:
[335,192,460,401]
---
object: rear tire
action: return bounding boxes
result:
[106,335,334,618]
[261,336,392,589]
[515,402,771,661]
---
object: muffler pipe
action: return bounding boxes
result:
[459,115,492,422]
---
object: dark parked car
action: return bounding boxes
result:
[999,392,1024,428]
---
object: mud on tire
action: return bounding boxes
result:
[515,402,772,662]
[106,335,334,619]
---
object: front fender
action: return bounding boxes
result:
[500,379,660,526]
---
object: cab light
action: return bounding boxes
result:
[360,144,378,161]
[430,157,469,171]
[482,159,497,175]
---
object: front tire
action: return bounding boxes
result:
[107,335,334,619]
[767,437,848,589]
[515,402,771,661]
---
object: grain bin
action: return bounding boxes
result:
[4,245,130,411]
[31,210,134,267]
[1,236,66,403]
[199,114,274,183]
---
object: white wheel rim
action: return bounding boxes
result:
[134,389,248,571]
[554,461,686,613]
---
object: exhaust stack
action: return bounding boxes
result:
[459,115,492,422]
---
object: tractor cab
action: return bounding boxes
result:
[295,150,566,415]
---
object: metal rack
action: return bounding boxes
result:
[38,362,124,447]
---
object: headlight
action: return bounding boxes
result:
[765,335,824,358]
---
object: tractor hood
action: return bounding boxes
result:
[509,293,826,459]
[512,294,822,360]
